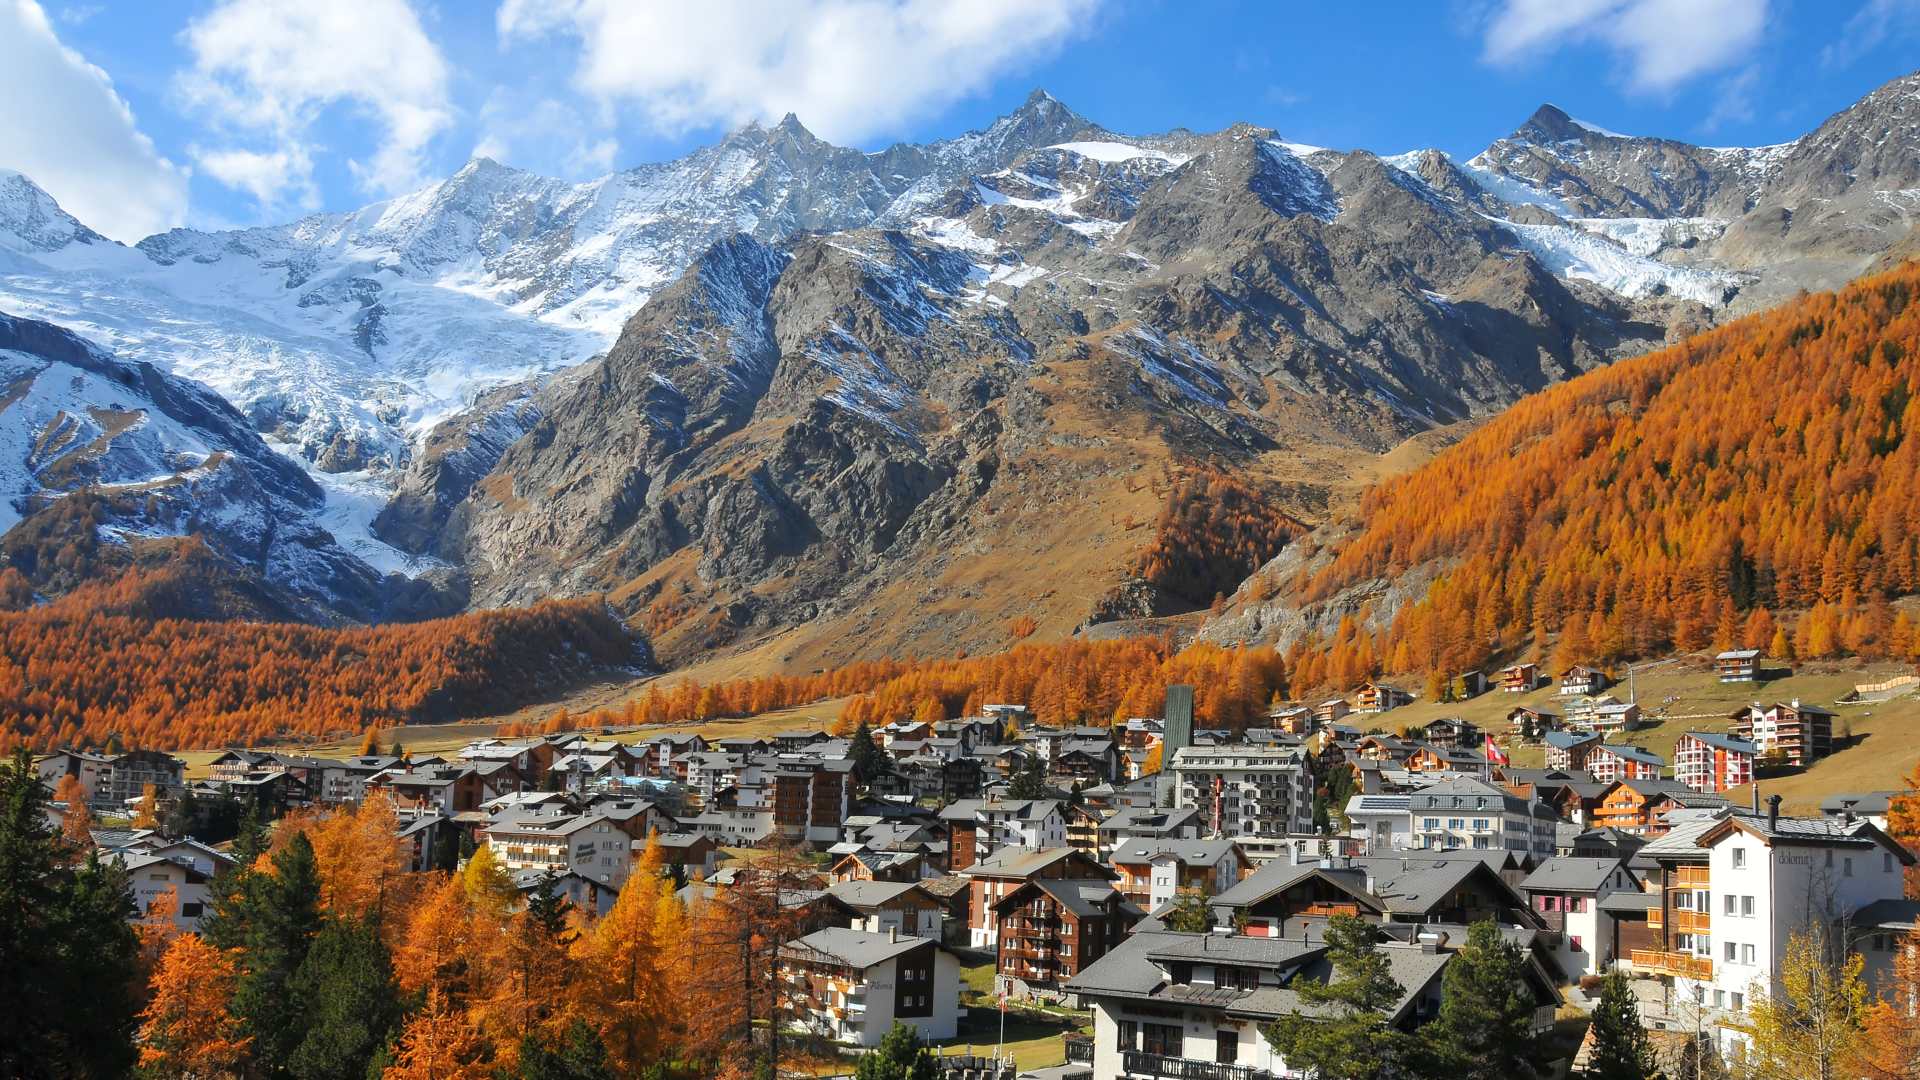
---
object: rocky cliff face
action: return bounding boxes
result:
[0,312,390,621]
[5,75,1920,663]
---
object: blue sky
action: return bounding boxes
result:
[3,0,1917,242]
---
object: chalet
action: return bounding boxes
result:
[1588,700,1642,734]
[1559,665,1610,697]
[831,849,927,884]
[117,852,219,932]
[779,927,960,1046]
[38,748,187,813]
[876,720,934,747]
[1211,851,1542,930]
[773,729,833,753]
[653,832,721,878]
[958,846,1115,949]
[1355,682,1414,714]
[1674,732,1758,794]
[1716,648,1761,682]
[826,880,945,940]
[1499,663,1541,693]
[1543,730,1601,772]
[1508,706,1563,740]
[1068,928,1559,1080]
[1450,670,1489,699]
[1731,700,1836,768]
[1266,706,1314,735]
[1550,782,1612,828]
[1051,739,1122,785]
[992,876,1140,995]
[1404,744,1487,774]
[1094,806,1206,857]
[940,798,1067,870]
[459,739,557,785]
[1821,792,1901,833]
[1313,698,1351,725]
[512,868,619,917]
[1517,857,1641,981]
[1106,837,1250,912]
[1420,718,1482,750]
[1585,744,1665,784]
[1353,735,1417,765]
[1589,778,1703,835]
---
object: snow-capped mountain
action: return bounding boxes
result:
[0,91,1106,474]
[3,75,1918,649]
[0,312,392,621]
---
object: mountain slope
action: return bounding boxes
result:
[0,312,394,620]
[1203,260,1920,676]
[0,92,1108,473]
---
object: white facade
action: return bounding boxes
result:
[1170,747,1314,838]
[1673,824,1908,1057]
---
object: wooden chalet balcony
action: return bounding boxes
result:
[1647,908,1662,930]
[1674,866,1711,888]
[1632,949,1713,980]
[1123,1051,1273,1080]
[1671,909,1711,935]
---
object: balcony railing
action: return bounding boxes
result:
[1672,909,1711,935]
[1675,866,1711,888]
[1122,1051,1272,1080]
[1631,949,1713,980]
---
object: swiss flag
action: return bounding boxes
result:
[1484,734,1511,766]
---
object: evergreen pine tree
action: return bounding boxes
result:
[0,749,142,1077]
[1007,755,1048,800]
[1263,915,1410,1080]
[285,917,402,1080]
[515,1019,616,1080]
[1589,970,1658,1080]
[213,830,324,1073]
[1424,920,1544,1079]
[849,720,887,783]
[853,1022,939,1080]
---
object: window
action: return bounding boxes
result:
[1675,891,1694,911]
[1732,848,1747,869]
[1217,1030,1238,1064]
[1725,942,1737,962]
[1725,895,1737,916]
[1731,992,1745,1010]
[1742,944,1755,964]
[1715,990,1726,1007]
[181,902,203,918]
[1116,1021,1137,1052]
[1741,896,1755,917]
[1888,853,1897,874]
[1142,1023,1181,1057]
[1845,857,1854,877]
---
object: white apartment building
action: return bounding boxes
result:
[1634,803,1913,1058]
[779,927,961,1047]
[1405,776,1558,856]
[1169,746,1314,838]
[479,812,635,888]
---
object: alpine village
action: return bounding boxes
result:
[12,6,1920,1080]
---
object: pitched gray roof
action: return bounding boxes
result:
[1519,857,1627,894]
[784,926,931,969]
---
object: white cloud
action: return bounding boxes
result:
[1821,0,1920,69]
[496,0,1102,145]
[0,0,189,242]
[470,89,621,179]
[178,0,451,210]
[1480,0,1771,94]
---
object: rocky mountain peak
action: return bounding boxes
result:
[1513,103,1585,144]
[0,170,110,255]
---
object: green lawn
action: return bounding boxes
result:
[944,960,1091,1071]
[1354,655,1920,812]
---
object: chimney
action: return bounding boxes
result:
[1291,845,1303,866]
[1751,784,1760,814]
[889,926,898,943]
[1767,794,1782,831]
